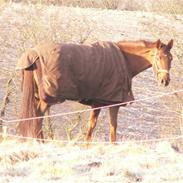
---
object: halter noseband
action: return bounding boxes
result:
[153,49,169,75]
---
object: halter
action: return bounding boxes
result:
[152,49,169,75]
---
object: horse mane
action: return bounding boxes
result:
[117,40,157,49]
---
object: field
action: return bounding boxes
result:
[0,1,183,182]
[0,140,183,183]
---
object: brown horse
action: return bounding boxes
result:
[16,39,173,142]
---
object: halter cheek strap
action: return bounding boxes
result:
[157,69,169,74]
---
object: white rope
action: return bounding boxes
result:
[1,132,183,144]
[0,117,6,123]
[1,89,183,124]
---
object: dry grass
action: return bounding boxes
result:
[4,0,183,14]
[0,140,183,182]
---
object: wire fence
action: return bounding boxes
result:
[1,89,183,124]
[0,88,183,144]
[1,131,183,144]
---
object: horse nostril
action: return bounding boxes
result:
[160,79,169,87]
[162,79,169,86]
[161,79,166,85]
[165,80,169,86]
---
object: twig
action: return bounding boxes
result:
[0,75,13,140]
[0,77,13,116]
[44,108,54,140]
[65,113,81,141]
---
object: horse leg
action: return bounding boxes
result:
[109,106,119,143]
[86,105,101,142]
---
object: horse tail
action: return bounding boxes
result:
[17,65,43,139]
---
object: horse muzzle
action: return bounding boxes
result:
[158,73,170,87]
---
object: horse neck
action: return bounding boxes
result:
[117,42,154,77]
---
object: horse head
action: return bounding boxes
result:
[152,39,173,87]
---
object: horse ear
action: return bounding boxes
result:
[167,39,173,50]
[156,39,161,49]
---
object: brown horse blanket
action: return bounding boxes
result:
[16,41,134,105]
